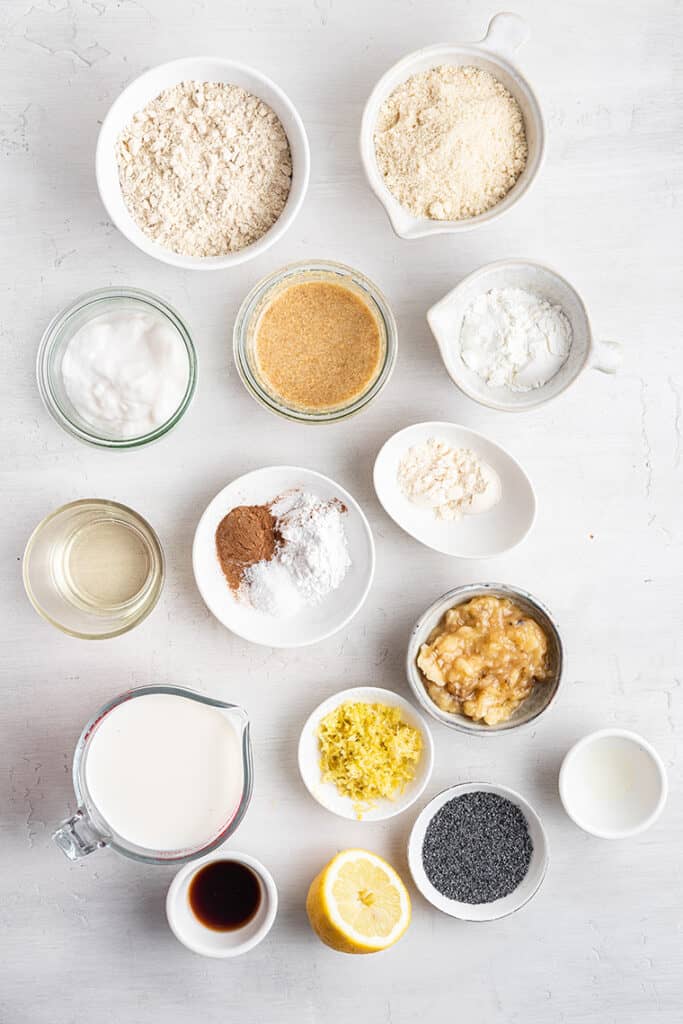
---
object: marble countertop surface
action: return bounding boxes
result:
[1,0,681,1021]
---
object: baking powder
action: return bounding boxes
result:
[243,490,350,617]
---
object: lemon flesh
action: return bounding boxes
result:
[306,849,411,954]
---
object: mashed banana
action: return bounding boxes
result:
[417,595,551,726]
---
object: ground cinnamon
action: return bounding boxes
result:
[215,504,279,590]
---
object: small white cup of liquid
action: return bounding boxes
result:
[166,852,278,958]
[559,729,667,839]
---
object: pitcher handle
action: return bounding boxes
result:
[480,12,530,59]
[589,339,622,374]
[53,809,105,860]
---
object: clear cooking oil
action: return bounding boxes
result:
[23,499,165,638]
[55,514,153,612]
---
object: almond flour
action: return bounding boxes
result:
[374,65,527,221]
[116,80,292,257]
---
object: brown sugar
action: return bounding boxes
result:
[253,281,383,412]
[215,504,279,590]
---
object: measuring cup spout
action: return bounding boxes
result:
[53,809,105,860]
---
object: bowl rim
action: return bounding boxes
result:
[406,582,564,735]
[36,286,198,449]
[359,40,546,238]
[407,781,550,921]
[95,56,310,270]
[558,728,668,839]
[232,259,398,424]
[191,465,376,648]
[426,257,593,412]
[297,684,435,821]
[372,419,537,558]
[166,850,278,957]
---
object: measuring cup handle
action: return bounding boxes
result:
[480,13,530,59]
[53,810,105,860]
[589,339,622,374]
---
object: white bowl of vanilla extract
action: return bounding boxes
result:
[166,852,278,958]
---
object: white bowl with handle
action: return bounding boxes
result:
[96,57,310,270]
[360,13,544,238]
[427,259,622,411]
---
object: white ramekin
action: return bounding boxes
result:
[427,258,622,411]
[559,729,668,840]
[360,13,545,238]
[96,58,310,270]
[166,851,278,957]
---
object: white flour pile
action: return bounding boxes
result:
[374,65,527,221]
[116,80,292,257]
[398,438,502,520]
[244,490,351,617]
[459,287,572,391]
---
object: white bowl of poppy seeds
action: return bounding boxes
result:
[408,782,549,921]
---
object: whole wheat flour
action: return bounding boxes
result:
[374,65,527,221]
[116,80,292,257]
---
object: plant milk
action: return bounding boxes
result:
[84,693,244,852]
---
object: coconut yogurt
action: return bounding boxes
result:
[61,308,190,439]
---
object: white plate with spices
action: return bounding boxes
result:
[373,421,535,558]
[192,466,375,648]
[298,686,434,821]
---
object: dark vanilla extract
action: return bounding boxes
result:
[189,860,262,932]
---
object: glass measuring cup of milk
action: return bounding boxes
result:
[53,686,253,864]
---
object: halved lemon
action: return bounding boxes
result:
[306,849,411,954]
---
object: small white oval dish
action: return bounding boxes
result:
[193,466,375,648]
[407,782,549,921]
[96,57,310,270]
[360,13,545,238]
[166,851,277,958]
[427,259,622,412]
[373,421,535,558]
[298,686,434,821]
[559,729,667,839]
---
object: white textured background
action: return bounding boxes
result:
[2,1,681,1021]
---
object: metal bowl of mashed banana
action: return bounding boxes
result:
[406,583,563,735]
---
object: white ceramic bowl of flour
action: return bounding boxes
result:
[360,13,545,238]
[427,259,622,411]
[96,58,310,270]
[192,466,375,648]
[374,421,536,558]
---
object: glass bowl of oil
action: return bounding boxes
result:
[23,499,165,639]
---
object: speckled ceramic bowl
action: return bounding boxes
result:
[407,583,563,735]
